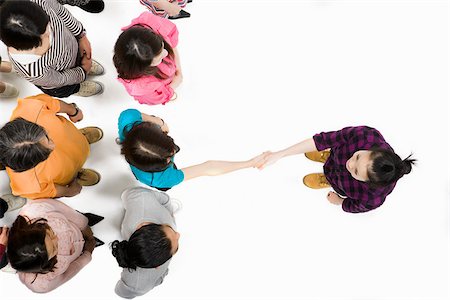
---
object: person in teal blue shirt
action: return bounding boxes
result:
[118,109,268,190]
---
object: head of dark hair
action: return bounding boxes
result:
[368,148,416,186]
[0,0,49,50]
[0,118,52,172]
[7,215,57,274]
[111,223,172,270]
[113,25,174,80]
[120,121,179,172]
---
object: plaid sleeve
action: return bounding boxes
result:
[342,194,385,213]
[313,126,358,150]
[313,126,379,151]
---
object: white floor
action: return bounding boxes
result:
[0,0,449,299]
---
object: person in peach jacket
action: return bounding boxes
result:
[7,199,103,293]
[113,12,183,106]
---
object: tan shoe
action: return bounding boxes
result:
[74,80,104,97]
[87,59,105,76]
[79,127,103,144]
[303,173,331,189]
[305,150,331,163]
[77,168,101,186]
[1,194,27,212]
[0,82,19,98]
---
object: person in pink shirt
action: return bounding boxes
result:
[6,199,103,293]
[113,12,183,106]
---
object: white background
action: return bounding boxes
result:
[0,0,449,299]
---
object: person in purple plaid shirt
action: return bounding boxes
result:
[258,126,415,213]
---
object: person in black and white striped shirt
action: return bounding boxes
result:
[0,0,105,97]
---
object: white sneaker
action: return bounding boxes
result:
[1,263,17,274]
[74,80,104,97]
[87,59,105,76]
[170,198,183,215]
[0,82,19,98]
[1,194,27,212]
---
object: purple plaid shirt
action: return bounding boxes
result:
[313,126,396,213]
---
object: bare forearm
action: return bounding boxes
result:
[182,160,253,181]
[275,138,317,158]
[59,100,77,115]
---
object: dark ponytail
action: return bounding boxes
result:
[110,224,172,270]
[111,240,136,269]
[368,148,416,186]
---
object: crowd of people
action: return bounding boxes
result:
[0,0,415,298]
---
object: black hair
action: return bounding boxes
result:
[0,118,52,172]
[0,0,49,50]
[7,215,57,274]
[113,25,174,80]
[120,121,180,172]
[111,223,172,270]
[368,148,416,186]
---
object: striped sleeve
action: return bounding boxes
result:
[43,0,85,37]
[32,66,86,88]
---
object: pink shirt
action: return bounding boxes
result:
[118,12,179,105]
[18,199,91,293]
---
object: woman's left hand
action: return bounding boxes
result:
[78,36,92,59]
[69,108,83,123]
[327,191,344,205]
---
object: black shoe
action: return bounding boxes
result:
[168,9,190,20]
[187,0,192,3]
[94,237,104,248]
[81,212,104,226]
[77,0,104,13]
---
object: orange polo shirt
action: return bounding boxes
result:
[6,94,89,199]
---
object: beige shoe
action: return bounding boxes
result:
[0,82,19,98]
[87,59,105,76]
[79,127,103,144]
[74,80,104,97]
[1,194,27,212]
[77,168,101,186]
[302,173,331,189]
[305,150,331,164]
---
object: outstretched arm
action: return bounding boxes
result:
[181,152,268,181]
[258,138,317,169]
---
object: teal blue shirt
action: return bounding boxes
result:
[118,109,184,189]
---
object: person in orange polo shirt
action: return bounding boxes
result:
[0,94,103,199]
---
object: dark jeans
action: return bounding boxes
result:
[37,83,80,98]
[0,198,8,219]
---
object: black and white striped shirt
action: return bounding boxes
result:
[9,0,86,89]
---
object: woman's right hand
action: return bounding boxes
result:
[82,227,95,253]
[257,151,284,170]
[81,54,92,73]
[83,236,96,253]
[0,226,9,246]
